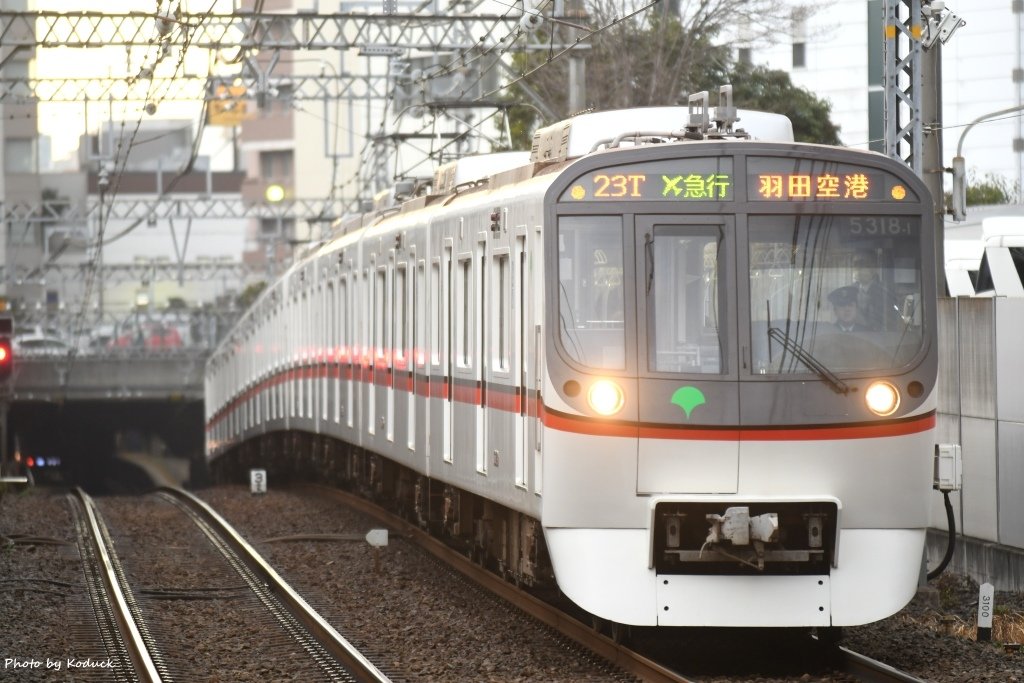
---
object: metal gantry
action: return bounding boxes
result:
[1,4,584,359]
[0,9,581,52]
[0,74,393,104]
[0,197,355,225]
[14,261,255,287]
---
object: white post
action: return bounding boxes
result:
[977,582,994,641]
[249,468,267,495]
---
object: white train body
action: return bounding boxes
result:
[206,107,939,628]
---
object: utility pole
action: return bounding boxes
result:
[556,0,586,115]
[920,8,946,295]
[96,166,109,325]
[884,0,964,294]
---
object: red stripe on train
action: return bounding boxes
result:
[207,366,934,442]
[539,406,935,441]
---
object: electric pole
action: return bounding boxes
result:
[884,0,964,294]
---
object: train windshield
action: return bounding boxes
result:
[748,214,925,374]
[645,225,723,374]
[557,216,626,369]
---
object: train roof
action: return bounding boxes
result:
[530,106,794,163]
[433,151,532,194]
[309,99,808,269]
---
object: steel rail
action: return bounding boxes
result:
[305,483,696,683]
[839,645,931,683]
[156,486,391,683]
[71,487,163,683]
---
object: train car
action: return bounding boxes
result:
[206,95,940,632]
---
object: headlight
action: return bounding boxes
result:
[587,379,625,416]
[865,381,900,417]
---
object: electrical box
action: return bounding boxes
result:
[934,444,963,492]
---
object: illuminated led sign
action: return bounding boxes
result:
[753,172,871,200]
[561,158,733,202]
[746,156,916,203]
[559,154,917,203]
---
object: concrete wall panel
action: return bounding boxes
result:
[960,416,998,542]
[937,299,960,415]
[958,299,996,419]
[998,421,1024,548]
[996,299,1024,422]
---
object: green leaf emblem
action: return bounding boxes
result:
[670,386,706,419]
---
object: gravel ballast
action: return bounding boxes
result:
[3,485,1024,682]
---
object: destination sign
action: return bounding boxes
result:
[560,158,734,202]
[558,154,918,203]
[746,156,917,203]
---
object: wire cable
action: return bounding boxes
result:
[474,0,659,103]
[927,490,956,581]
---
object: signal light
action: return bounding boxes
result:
[0,335,12,382]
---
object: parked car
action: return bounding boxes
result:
[14,327,71,356]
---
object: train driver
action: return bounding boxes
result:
[828,285,868,333]
[852,254,900,330]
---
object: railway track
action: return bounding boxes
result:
[306,484,692,683]
[304,483,932,683]
[68,487,160,682]
[70,487,391,682]
[153,487,391,682]
[837,646,930,682]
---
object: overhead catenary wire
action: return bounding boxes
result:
[295,0,628,207]
[847,111,1024,152]
[475,0,659,104]
[61,0,221,381]
[396,0,539,97]
[379,0,659,181]
[78,0,221,252]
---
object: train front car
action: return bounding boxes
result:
[541,141,937,628]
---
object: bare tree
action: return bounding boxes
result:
[502,0,819,142]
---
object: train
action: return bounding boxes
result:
[206,92,941,633]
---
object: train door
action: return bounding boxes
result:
[443,242,454,463]
[378,259,391,442]
[407,257,418,452]
[514,234,528,489]
[529,227,543,494]
[368,261,378,437]
[475,237,486,474]
[341,273,353,430]
[388,257,399,444]
[634,215,740,494]
[322,281,331,426]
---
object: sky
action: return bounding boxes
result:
[31,0,240,170]
[29,0,491,170]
